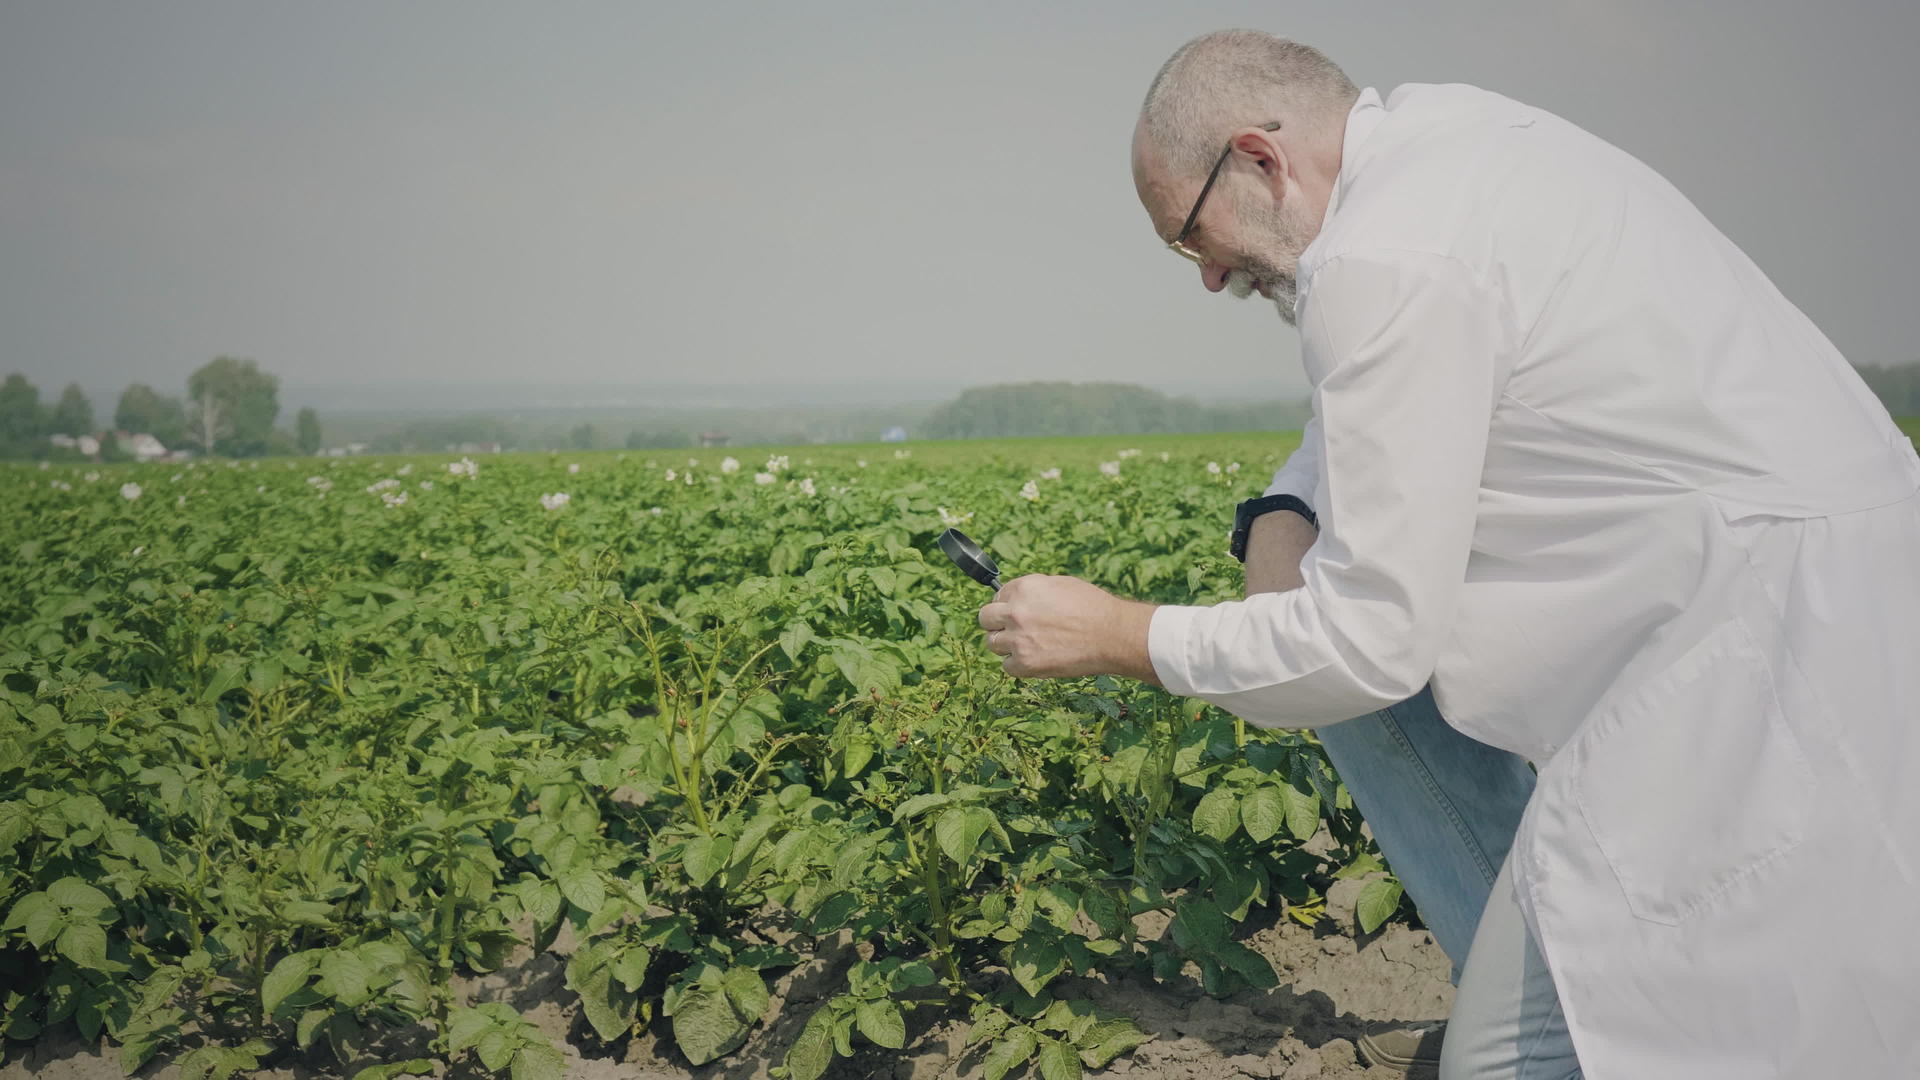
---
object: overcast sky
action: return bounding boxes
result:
[3,0,1916,406]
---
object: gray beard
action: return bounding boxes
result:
[1226,267,1298,326]
[1225,192,1316,327]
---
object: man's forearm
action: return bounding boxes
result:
[1243,509,1318,595]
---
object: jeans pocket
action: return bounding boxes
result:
[1569,619,1812,926]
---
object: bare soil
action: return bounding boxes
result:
[3,878,1452,1080]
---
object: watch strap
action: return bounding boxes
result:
[1230,494,1319,562]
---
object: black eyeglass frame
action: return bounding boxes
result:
[1168,121,1283,264]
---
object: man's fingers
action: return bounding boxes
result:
[977,601,1012,632]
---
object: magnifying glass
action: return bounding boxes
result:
[936,527,1001,590]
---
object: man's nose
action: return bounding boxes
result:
[1201,262,1229,293]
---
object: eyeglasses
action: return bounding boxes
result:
[1167,121,1282,264]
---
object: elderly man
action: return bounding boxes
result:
[977,29,1920,1080]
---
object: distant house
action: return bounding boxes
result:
[48,434,78,450]
[118,431,169,462]
[698,431,731,448]
[880,426,908,443]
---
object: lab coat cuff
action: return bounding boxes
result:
[1262,473,1316,508]
[1147,603,1203,696]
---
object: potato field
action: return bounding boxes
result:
[1,435,1422,1080]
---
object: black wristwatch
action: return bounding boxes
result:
[1229,494,1319,562]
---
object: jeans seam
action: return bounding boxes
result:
[1513,998,1577,1079]
[1375,704,1503,887]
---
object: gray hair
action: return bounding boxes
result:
[1140,30,1359,179]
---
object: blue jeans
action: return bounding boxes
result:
[1317,685,1580,1079]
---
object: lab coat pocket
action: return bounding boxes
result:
[1569,619,1812,926]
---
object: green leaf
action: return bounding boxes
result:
[447,1006,492,1054]
[807,891,859,934]
[568,949,638,1042]
[610,945,652,992]
[511,1042,566,1080]
[1356,877,1405,935]
[262,951,319,1016]
[779,620,815,662]
[1216,940,1279,990]
[840,738,874,780]
[12,893,60,947]
[556,866,606,914]
[672,986,750,1065]
[1008,934,1067,997]
[1,891,50,931]
[1282,781,1321,842]
[1038,1038,1084,1080]
[317,949,373,1007]
[786,1010,836,1080]
[1169,898,1229,951]
[1191,787,1239,842]
[855,998,906,1049]
[1076,1019,1151,1068]
[1240,785,1285,843]
[476,1028,514,1071]
[47,878,113,916]
[351,1059,436,1080]
[891,960,938,989]
[892,791,955,823]
[722,966,769,1023]
[56,922,108,970]
[984,1025,1038,1080]
[934,805,994,864]
[681,835,733,886]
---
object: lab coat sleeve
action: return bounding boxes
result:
[1264,411,1323,511]
[1148,251,1505,727]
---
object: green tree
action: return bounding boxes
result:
[295,407,323,455]
[0,374,45,457]
[186,356,280,457]
[49,382,95,438]
[115,383,188,446]
[569,422,600,450]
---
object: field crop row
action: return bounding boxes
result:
[1,437,1404,1079]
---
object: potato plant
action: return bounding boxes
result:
[0,438,1401,1077]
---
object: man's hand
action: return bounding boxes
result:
[977,574,1161,684]
[1243,509,1318,596]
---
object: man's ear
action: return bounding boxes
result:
[1229,128,1289,195]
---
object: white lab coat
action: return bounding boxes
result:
[1147,84,1920,1078]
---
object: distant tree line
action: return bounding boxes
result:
[0,357,323,460]
[1855,362,1920,417]
[920,382,1312,440]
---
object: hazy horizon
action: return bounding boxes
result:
[6,2,1917,409]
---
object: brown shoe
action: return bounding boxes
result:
[1356,1019,1445,1074]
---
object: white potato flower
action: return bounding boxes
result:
[539,492,570,511]
[754,472,775,485]
[1019,481,1041,502]
[720,456,740,474]
[1099,461,1121,477]
[121,482,142,501]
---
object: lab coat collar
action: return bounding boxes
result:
[1319,86,1387,233]
[1293,87,1387,318]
